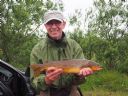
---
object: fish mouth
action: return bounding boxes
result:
[90,66,103,71]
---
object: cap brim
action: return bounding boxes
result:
[44,18,63,24]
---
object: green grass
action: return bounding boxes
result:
[80,70,128,96]
[83,88,128,96]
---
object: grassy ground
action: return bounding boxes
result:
[82,89,128,96]
[80,70,128,96]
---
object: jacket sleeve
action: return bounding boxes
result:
[30,46,50,94]
[72,40,86,85]
[72,40,85,59]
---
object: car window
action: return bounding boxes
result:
[0,66,13,81]
[0,60,35,96]
[0,88,4,96]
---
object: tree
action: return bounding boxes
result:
[68,0,128,73]
[0,0,64,68]
[87,0,128,70]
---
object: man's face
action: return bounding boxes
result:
[44,19,66,40]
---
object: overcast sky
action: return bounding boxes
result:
[62,0,93,18]
[60,0,94,31]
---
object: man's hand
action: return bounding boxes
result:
[77,68,93,78]
[45,67,63,85]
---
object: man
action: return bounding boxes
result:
[30,10,93,96]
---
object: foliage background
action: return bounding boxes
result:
[0,0,128,95]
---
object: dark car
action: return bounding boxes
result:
[0,59,35,96]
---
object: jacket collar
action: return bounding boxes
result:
[46,32,67,48]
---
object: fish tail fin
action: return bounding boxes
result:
[33,70,41,77]
[30,64,40,71]
[30,64,44,77]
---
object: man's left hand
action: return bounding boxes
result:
[77,68,93,78]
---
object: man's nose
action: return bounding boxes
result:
[51,24,57,27]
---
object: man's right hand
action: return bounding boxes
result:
[45,67,63,85]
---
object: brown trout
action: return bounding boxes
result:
[30,59,102,77]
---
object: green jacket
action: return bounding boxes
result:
[30,33,85,95]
